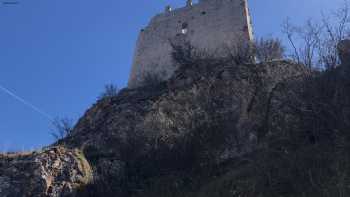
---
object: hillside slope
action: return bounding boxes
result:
[1,53,350,196]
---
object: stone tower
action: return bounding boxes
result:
[128,0,254,88]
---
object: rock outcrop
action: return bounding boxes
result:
[0,147,92,197]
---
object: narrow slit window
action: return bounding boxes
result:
[182,22,188,34]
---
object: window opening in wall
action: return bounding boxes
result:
[182,22,188,34]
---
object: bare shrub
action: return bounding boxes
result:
[99,84,119,99]
[51,118,74,140]
[169,39,199,67]
[169,36,255,70]
[168,40,227,83]
[141,71,164,87]
[255,37,285,62]
[223,39,256,65]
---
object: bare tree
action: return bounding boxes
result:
[300,19,323,69]
[255,37,285,62]
[51,118,74,140]
[282,18,301,64]
[282,18,322,69]
[319,1,350,69]
[282,1,350,69]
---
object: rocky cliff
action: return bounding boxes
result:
[1,48,350,196]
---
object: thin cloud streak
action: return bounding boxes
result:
[0,84,53,122]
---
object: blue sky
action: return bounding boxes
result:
[0,0,346,151]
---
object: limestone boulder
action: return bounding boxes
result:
[0,147,92,197]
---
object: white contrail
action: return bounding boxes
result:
[0,84,54,122]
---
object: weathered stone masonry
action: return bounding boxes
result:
[128,0,254,88]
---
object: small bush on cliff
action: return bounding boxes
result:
[225,39,256,65]
[51,118,74,140]
[169,38,255,71]
[255,37,285,62]
[140,71,164,87]
[99,84,119,99]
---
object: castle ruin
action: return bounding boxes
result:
[128,0,254,88]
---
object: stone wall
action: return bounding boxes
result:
[128,0,254,88]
